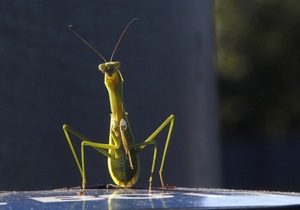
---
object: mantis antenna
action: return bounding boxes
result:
[69,18,139,63]
[69,25,107,63]
[110,18,139,62]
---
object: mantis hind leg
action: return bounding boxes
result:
[62,124,117,194]
[134,114,175,191]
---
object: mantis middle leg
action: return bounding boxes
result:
[62,124,118,194]
[133,114,175,191]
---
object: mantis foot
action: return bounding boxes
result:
[162,185,176,190]
[78,189,85,195]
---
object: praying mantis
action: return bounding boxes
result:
[63,19,175,195]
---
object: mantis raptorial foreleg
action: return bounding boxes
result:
[132,114,175,190]
[63,124,118,194]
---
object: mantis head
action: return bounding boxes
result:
[99,61,121,77]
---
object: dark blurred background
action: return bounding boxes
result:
[1,0,300,192]
[216,0,300,191]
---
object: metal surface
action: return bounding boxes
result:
[1,187,300,209]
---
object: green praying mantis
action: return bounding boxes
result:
[63,19,175,195]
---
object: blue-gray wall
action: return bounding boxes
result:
[0,0,219,190]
